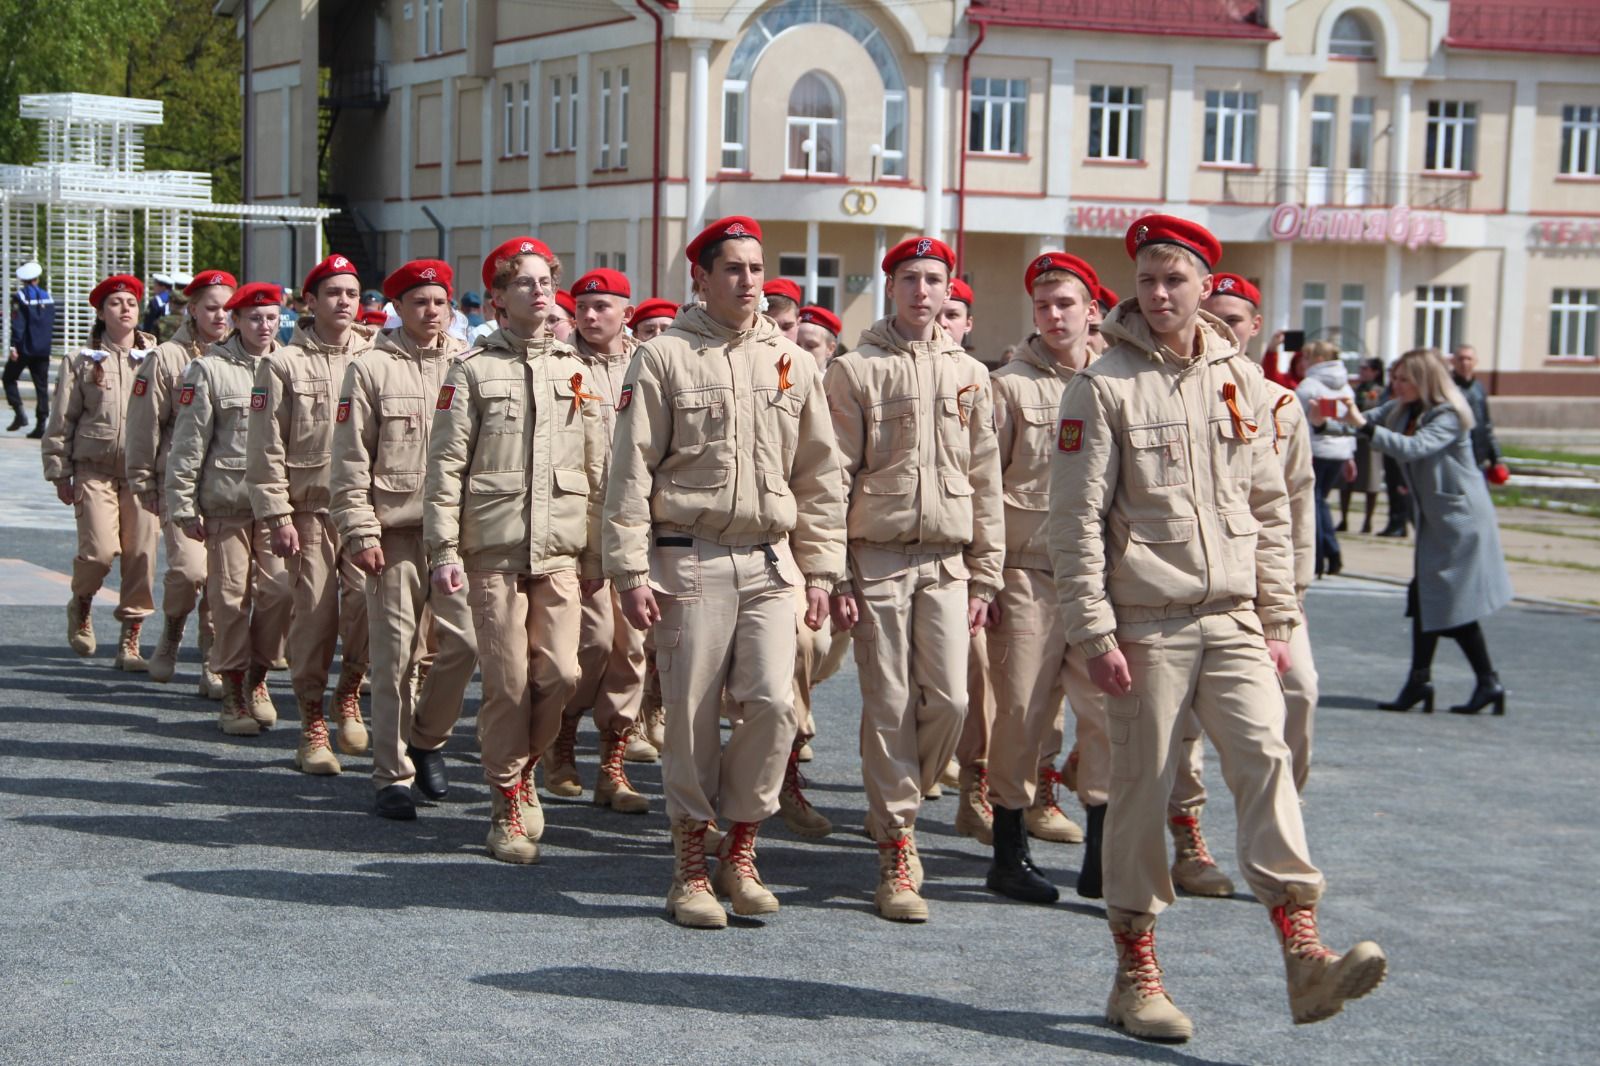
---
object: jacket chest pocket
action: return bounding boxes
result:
[377,396,425,472]
[215,395,251,458]
[938,393,978,453]
[77,372,118,437]
[1128,423,1189,489]
[477,379,525,435]
[1018,403,1057,460]
[288,377,331,456]
[1212,416,1254,482]
[868,395,917,457]
[757,387,803,456]
[672,386,731,447]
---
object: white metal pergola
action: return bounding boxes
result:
[0,92,336,354]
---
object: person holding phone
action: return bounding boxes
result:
[1296,340,1357,576]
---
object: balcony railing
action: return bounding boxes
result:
[320,65,388,110]
[1221,169,1475,211]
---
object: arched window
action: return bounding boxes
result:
[1330,11,1377,59]
[787,72,841,176]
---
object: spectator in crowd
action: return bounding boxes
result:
[1339,357,1386,534]
[1450,344,1502,471]
[1341,348,1512,716]
[277,288,300,343]
[461,292,484,329]
[7,260,55,436]
[1297,340,1357,576]
[141,274,174,334]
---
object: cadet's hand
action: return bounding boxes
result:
[137,491,161,517]
[1267,638,1292,677]
[352,545,385,575]
[803,587,829,631]
[829,593,859,631]
[580,578,606,598]
[620,586,660,630]
[184,518,206,542]
[1089,647,1134,697]
[55,479,74,506]
[967,597,994,635]
[270,522,300,558]
[431,564,465,597]
[7,347,17,362]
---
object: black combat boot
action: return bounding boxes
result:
[1077,804,1107,900]
[985,806,1059,904]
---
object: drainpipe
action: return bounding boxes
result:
[635,0,671,294]
[955,17,987,275]
[242,0,255,272]
[420,204,447,264]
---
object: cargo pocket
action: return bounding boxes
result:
[648,538,701,599]
[477,379,523,434]
[868,396,916,459]
[1128,423,1188,489]
[672,387,730,447]
[1220,510,1261,588]
[1107,697,1141,781]
[850,616,880,694]
[1213,416,1254,483]
[549,467,590,556]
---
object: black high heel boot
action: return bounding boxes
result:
[1378,671,1434,713]
[1450,674,1506,716]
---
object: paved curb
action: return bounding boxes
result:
[1338,568,1599,615]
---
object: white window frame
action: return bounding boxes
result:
[1329,12,1378,59]
[1550,289,1599,358]
[1560,105,1600,177]
[1301,282,1327,340]
[970,77,1028,156]
[786,73,841,177]
[721,81,748,171]
[1425,100,1478,173]
[1088,84,1145,161]
[779,253,841,312]
[1415,285,1466,352]
[881,90,906,178]
[503,80,529,158]
[1204,89,1259,166]
[568,74,579,152]
[1349,96,1375,170]
[1338,284,1365,354]
[617,67,630,169]
[417,0,444,57]
[1309,95,1337,170]
[549,76,564,153]
[598,69,612,169]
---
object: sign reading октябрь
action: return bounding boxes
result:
[1269,203,1447,250]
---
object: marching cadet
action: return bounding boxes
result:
[548,289,576,343]
[1049,215,1384,1042]
[165,283,294,735]
[331,259,480,815]
[41,275,162,669]
[248,253,375,771]
[981,252,1106,905]
[424,237,607,864]
[545,265,656,816]
[824,237,1004,923]
[628,298,677,344]
[761,279,802,341]
[127,270,236,696]
[602,216,845,929]
[795,305,840,371]
[1088,285,1117,356]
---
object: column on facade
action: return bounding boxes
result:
[923,54,947,239]
[1271,240,1293,338]
[1382,242,1402,363]
[805,221,821,306]
[687,40,711,245]
[1046,58,1074,201]
[442,76,455,200]
[576,51,592,272]
[1279,72,1302,204]
[1390,78,1412,205]
[872,225,887,319]
[399,83,414,261]
[1164,60,1195,204]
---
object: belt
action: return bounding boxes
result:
[654,534,781,566]
[1116,597,1250,623]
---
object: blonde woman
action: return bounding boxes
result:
[1341,349,1512,715]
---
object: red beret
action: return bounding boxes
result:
[1209,272,1261,307]
[686,216,762,265]
[184,270,237,297]
[948,278,975,307]
[302,253,360,297]
[358,308,390,326]
[797,305,842,337]
[482,236,554,293]
[383,259,452,301]
[628,298,678,331]
[1024,252,1100,296]
[1126,214,1221,270]
[553,290,576,317]
[762,279,802,306]
[572,268,631,300]
[882,236,955,276]
[89,274,143,309]
[1097,285,1121,312]
[224,282,284,310]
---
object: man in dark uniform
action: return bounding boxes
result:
[7,261,55,436]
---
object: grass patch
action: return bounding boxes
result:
[1500,523,1600,542]
[1504,553,1600,575]
[1503,445,1600,467]
[1490,487,1600,518]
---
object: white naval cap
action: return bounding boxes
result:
[152,272,174,286]
[171,272,194,288]
[16,261,42,281]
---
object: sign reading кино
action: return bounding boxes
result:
[1269,203,1447,250]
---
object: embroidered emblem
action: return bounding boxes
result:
[132,378,148,398]
[336,399,351,423]
[420,267,437,281]
[616,383,634,411]
[1135,224,1149,244]
[1216,277,1236,293]
[250,386,267,411]
[332,256,350,269]
[725,222,747,237]
[519,241,535,254]
[436,384,456,410]
[179,384,195,406]
[1058,418,1084,453]
[208,272,226,285]
[1036,255,1054,271]
[584,279,601,292]
[915,238,933,256]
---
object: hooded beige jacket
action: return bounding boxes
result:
[991,334,1088,572]
[41,330,159,483]
[125,320,206,498]
[164,333,279,523]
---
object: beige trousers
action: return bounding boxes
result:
[1105,610,1324,916]
[987,567,1104,810]
[284,512,370,699]
[956,629,995,768]
[1169,609,1318,811]
[567,583,648,733]
[205,517,294,673]
[71,473,158,621]
[366,529,479,788]
[160,516,209,625]
[851,545,970,840]
[470,568,581,791]
[654,539,799,825]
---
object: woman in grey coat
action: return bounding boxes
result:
[1341,348,1513,715]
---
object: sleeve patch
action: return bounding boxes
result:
[1058,418,1084,453]
[336,399,351,423]
[178,385,195,406]
[249,386,267,411]
[616,383,634,412]
[132,378,148,397]
[436,384,456,411]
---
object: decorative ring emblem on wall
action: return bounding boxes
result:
[841,188,878,216]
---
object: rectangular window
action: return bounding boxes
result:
[1550,289,1599,357]
[520,80,530,158]
[417,0,438,56]
[503,80,529,157]
[1310,95,1337,169]
[1338,284,1365,354]
[549,76,563,152]
[1203,90,1259,166]
[598,69,612,169]
[1301,282,1327,341]
[1425,100,1477,172]
[1088,84,1145,161]
[882,91,906,177]
[568,74,579,152]
[1414,285,1466,352]
[969,77,1028,155]
[1560,105,1600,177]
[617,67,630,168]
[1349,96,1374,170]
[779,254,841,311]
[722,82,748,170]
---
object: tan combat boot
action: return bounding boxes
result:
[1107,913,1194,1043]
[667,817,728,929]
[622,720,658,763]
[1026,765,1085,844]
[1272,899,1388,1025]
[955,761,994,845]
[875,827,929,922]
[778,746,831,838]
[147,613,185,682]
[332,666,368,756]
[244,663,279,729]
[1169,809,1234,897]
[796,738,814,763]
[113,620,148,672]
[1063,748,1080,793]
[516,761,547,841]
[487,784,541,864]
[595,729,650,813]
[711,821,780,917]
[197,625,223,700]
[217,671,261,737]
[543,713,583,798]
[293,694,342,775]
[642,702,665,753]
[66,596,96,656]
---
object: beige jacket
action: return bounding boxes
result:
[991,335,1086,573]
[126,321,207,498]
[572,331,637,476]
[164,334,279,523]
[1263,372,1316,597]
[41,330,159,483]
[1048,305,1296,657]
[423,327,606,577]
[823,317,1004,600]
[246,320,376,523]
[600,305,846,591]
[330,327,467,551]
